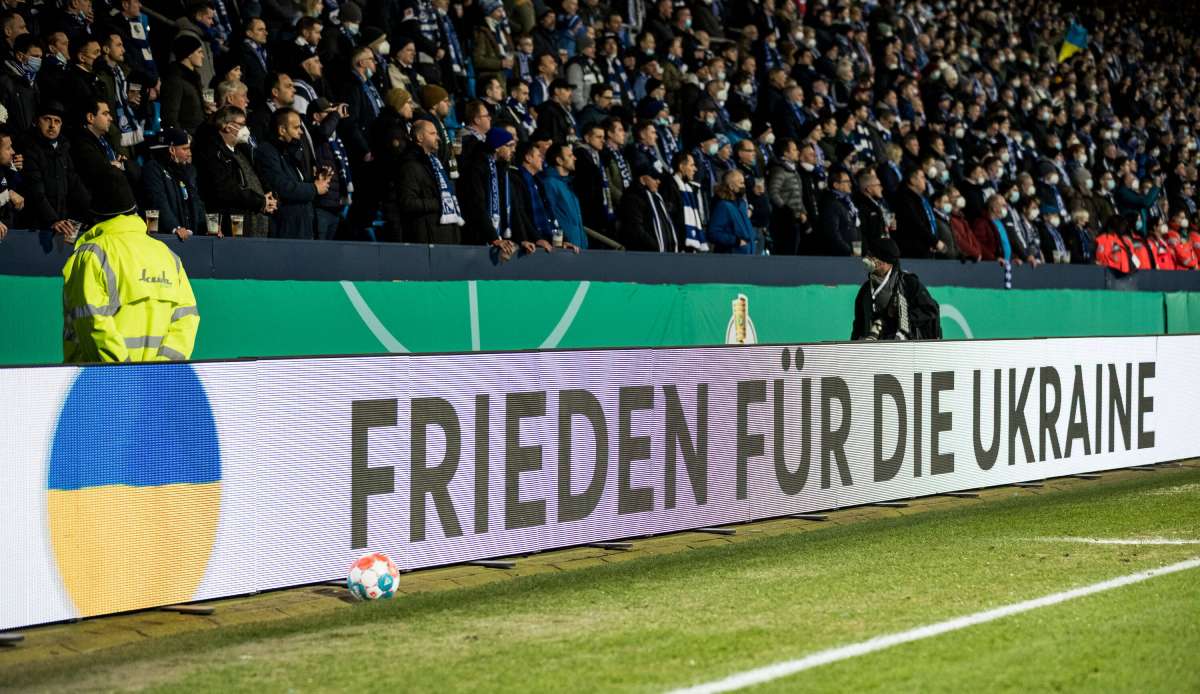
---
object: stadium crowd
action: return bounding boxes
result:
[0,0,1198,272]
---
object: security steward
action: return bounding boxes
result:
[851,238,942,341]
[62,174,200,363]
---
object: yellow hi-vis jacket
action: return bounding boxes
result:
[62,214,199,363]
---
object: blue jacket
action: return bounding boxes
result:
[140,158,207,235]
[542,168,587,249]
[708,197,756,254]
[520,167,556,242]
[254,138,317,240]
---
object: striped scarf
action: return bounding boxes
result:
[674,174,707,251]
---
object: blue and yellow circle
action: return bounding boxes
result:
[47,364,221,617]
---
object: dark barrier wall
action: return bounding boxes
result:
[4,229,1200,291]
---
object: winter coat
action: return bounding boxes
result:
[255,137,318,240]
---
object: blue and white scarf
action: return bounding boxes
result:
[656,124,679,162]
[586,147,614,220]
[361,74,383,117]
[674,174,707,250]
[437,9,466,75]
[606,144,631,187]
[488,156,510,238]
[430,153,464,225]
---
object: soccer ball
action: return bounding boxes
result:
[347,551,399,600]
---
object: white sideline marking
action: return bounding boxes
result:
[1037,537,1200,546]
[939,304,974,339]
[668,557,1200,694]
[468,281,481,351]
[340,281,409,353]
[540,281,590,349]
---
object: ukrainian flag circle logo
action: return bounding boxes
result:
[47,364,221,617]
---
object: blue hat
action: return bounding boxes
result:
[485,127,514,150]
[481,0,503,15]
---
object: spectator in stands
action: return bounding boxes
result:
[72,98,129,186]
[392,118,462,244]
[571,122,614,237]
[664,151,707,252]
[892,168,942,259]
[602,116,631,207]
[473,0,513,88]
[249,72,296,142]
[767,137,805,255]
[255,107,330,239]
[60,37,104,122]
[853,168,888,258]
[0,34,41,133]
[708,168,755,254]
[816,168,858,256]
[161,34,208,133]
[19,100,90,236]
[458,125,530,252]
[174,1,217,89]
[618,161,677,252]
[306,98,350,239]
[98,31,143,152]
[542,142,585,250]
[0,129,25,234]
[339,46,382,167]
[237,17,269,102]
[113,0,157,87]
[141,127,204,240]
[539,78,577,146]
[194,105,275,236]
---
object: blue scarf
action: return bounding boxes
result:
[676,176,706,250]
[506,97,535,134]
[919,195,937,240]
[430,153,463,225]
[488,156,510,238]
[993,219,1012,261]
[361,74,383,117]
[437,10,466,75]
[606,144,631,187]
[656,124,679,161]
[834,189,859,228]
[586,147,614,220]
[246,38,268,71]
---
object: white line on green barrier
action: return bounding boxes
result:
[340,281,409,353]
[668,557,1200,694]
[540,281,590,349]
[468,281,481,351]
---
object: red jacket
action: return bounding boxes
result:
[951,213,982,259]
[1166,226,1197,269]
[970,216,1000,261]
[1095,231,1131,273]
[1148,235,1177,270]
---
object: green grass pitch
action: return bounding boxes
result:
[6,467,1199,692]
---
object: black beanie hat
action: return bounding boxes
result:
[173,33,203,62]
[870,238,901,265]
[88,172,139,218]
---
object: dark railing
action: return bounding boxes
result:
[2,229,1198,292]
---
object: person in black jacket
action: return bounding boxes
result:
[389,119,462,244]
[0,34,41,133]
[236,18,270,104]
[617,160,679,252]
[853,167,890,256]
[815,168,859,256]
[537,78,578,146]
[851,238,942,341]
[193,106,276,236]
[337,46,383,172]
[572,122,615,237]
[255,107,330,239]
[458,125,535,254]
[17,101,90,234]
[890,167,944,259]
[58,37,105,125]
[160,34,208,134]
[71,98,129,186]
[140,127,205,239]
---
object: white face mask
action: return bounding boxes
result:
[1047,173,1060,186]
[235,125,251,144]
[926,165,938,179]
[953,127,965,139]
[1047,215,1060,227]
[800,161,815,172]
[1024,185,1036,197]
[1028,209,1040,221]
[763,132,775,145]
[1000,151,1010,163]
[941,203,953,214]
[1076,155,1087,164]
[1105,179,1116,191]
[716,88,729,102]
[1181,219,1191,229]
[1009,190,1021,203]
[1085,178,1094,190]
[376,40,391,56]
[956,196,966,209]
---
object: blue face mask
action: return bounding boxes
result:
[26,55,42,73]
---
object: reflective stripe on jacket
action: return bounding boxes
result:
[62,214,199,363]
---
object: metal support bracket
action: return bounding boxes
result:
[467,559,516,569]
[942,491,980,498]
[695,527,737,536]
[790,514,829,521]
[586,542,634,550]
[1013,482,1044,488]
[1069,474,1101,480]
[160,604,215,616]
[869,501,909,508]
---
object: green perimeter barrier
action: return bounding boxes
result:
[0,275,1173,365]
